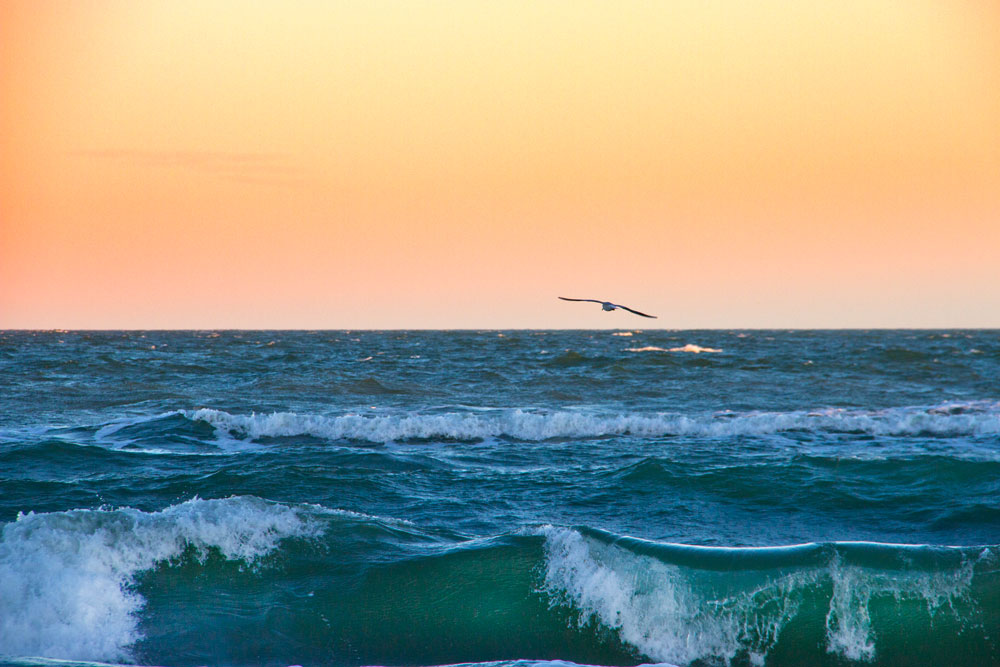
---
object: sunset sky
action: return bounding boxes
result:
[2,1,998,328]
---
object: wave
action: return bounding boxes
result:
[625,345,723,353]
[0,497,319,662]
[181,401,1000,444]
[539,527,996,666]
[10,401,998,455]
[669,344,722,353]
[2,506,996,667]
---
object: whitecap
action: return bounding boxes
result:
[183,401,1000,444]
[668,344,722,353]
[538,527,979,666]
[0,497,320,662]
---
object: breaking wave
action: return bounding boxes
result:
[0,497,319,662]
[2,508,996,667]
[179,401,1000,444]
[540,527,996,666]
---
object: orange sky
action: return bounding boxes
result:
[2,1,999,328]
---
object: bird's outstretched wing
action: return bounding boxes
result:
[559,296,657,318]
[615,304,657,319]
[558,297,606,304]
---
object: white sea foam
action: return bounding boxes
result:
[185,401,1000,444]
[822,553,977,661]
[624,344,723,353]
[668,344,722,353]
[540,527,805,666]
[540,528,978,666]
[0,496,319,662]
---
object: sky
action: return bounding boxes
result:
[2,1,999,329]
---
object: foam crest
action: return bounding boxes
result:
[625,344,723,353]
[540,528,979,665]
[187,401,1000,444]
[540,528,804,666]
[669,344,722,353]
[0,497,319,662]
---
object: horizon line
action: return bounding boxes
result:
[3,326,999,333]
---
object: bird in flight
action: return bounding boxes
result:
[558,297,657,318]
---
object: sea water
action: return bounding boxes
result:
[1,330,998,666]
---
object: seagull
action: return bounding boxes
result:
[558,297,657,318]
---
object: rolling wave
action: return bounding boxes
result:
[0,497,319,662]
[9,401,991,453]
[183,401,1000,444]
[540,527,995,665]
[2,502,996,666]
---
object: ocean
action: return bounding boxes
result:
[1,329,998,667]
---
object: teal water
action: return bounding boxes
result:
[1,330,998,666]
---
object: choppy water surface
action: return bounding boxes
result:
[1,330,998,667]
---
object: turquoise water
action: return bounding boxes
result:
[1,330,998,666]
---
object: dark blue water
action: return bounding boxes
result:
[1,330,998,667]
